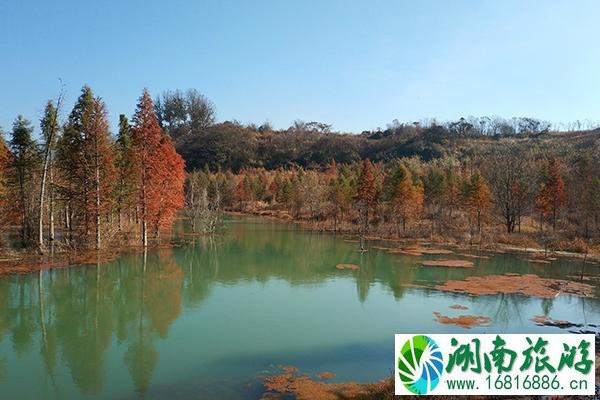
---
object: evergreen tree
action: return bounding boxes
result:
[9,115,39,246]
[57,86,114,248]
[115,114,133,231]
[85,97,115,249]
[57,86,95,243]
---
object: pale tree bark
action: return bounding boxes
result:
[48,161,55,244]
[37,89,63,253]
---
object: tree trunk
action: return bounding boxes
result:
[95,159,101,250]
[141,167,148,247]
[37,159,48,252]
[49,160,55,244]
[18,170,27,246]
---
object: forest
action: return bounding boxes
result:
[157,89,600,254]
[1,88,599,256]
[0,87,185,254]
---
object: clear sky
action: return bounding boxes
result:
[1,0,599,134]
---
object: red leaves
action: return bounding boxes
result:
[129,90,185,237]
[392,165,423,227]
[535,157,565,227]
[0,139,16,225]
[355,159,379,209]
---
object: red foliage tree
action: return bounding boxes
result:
[391,165,423,233]
[535,157,565,231]
[147,135,185,239]
[234,174,249,205]
[462,172,492,233]
[130,89,185,246]
[0,135,15,228]
[354,159,380,248]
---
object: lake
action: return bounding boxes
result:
[0,216,598,399]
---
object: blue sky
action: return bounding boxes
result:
[1,0,599,134]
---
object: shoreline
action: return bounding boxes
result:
[1,210,599,276]
[225,210,600,264]
[0,237,191,276]
[260,364,600,399]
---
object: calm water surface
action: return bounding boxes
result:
[0,216,599,399]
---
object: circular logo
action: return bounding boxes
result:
[397,335,444,395]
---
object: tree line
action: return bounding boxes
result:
[2,86,599,252]
[0,87,185,252]
[188,150,600,250]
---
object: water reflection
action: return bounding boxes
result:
[0,217,598,399]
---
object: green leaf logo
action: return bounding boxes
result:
[397,335,444,395]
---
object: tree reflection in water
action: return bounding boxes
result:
[0,217,597,399]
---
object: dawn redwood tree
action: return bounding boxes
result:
[9,115,39,246]
[57,86,115,249]
[462,172,492,233]
[327,173,349,232]
[130,90,162,246]
[58,86,94,243]
[423,167,445,234]
[443,168,461,218]
[115,114,134,231]
[234,174,249,206]
[147,135,185,240]
[85,97,115,249]
[0,130,13,231]
[130,89,185,246]
[535,157,566,232]
[391,165,423,233]
[354,159,380,249]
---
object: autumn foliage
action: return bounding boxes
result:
[535,157,565,231]
[0,86,185,251]
[130,90,185,244]
[0,136,13,228]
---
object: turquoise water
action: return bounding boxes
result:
[0,216,598,399]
